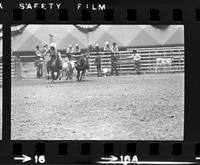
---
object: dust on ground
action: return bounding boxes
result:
[11,73,184,140]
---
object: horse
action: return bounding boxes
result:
[75,55,89,81]
[49,55,62,83]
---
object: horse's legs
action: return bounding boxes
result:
[69,68,73,80]
[71,68,74,79]
[66,71,69,80]
[47,69,49,79]
[80,71,83,81]
[51,71,54,83]
[56,70,60,80]
[69,70,72,80]
[82,70,85,80]
[47,68,50,79]
[80,70,86,81]
[40,64,43,78]
[59,70,63,80]
[77,70,80,81]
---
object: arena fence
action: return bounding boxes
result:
[12,46,184,79]
[11,55,21,79]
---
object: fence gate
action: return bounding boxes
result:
[11,55,21,79]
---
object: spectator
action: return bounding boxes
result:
[124,49,141,74]
[74,44,81,60]
[110,42,119,76]
[111,42,119,53]
[94,43,101,77]
[66,44,74,61]
[74,44,81,55]
[42,44,49,77]
[88,43,94,52]
[94,54,101,77]
[95,43,100,53]
[133,50,141,74]
[35,45,44,78]
[104,41,111,52]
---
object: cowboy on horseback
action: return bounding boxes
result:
[43,43,62,80]
[43,43,61,67]
[49,43,62,69]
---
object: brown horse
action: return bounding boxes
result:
[49,55,62,83]
[75,55,89,81]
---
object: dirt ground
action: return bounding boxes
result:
[0,88,2,139]
[11,73,184,140]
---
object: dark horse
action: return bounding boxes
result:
[75,55,89,81]
[49,55,62,83]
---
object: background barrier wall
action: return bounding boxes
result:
[11,46,184,79]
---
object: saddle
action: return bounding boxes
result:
[50,56,62,70]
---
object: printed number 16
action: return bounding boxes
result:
[34,155,45,163]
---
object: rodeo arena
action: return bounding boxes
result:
[11,25,184,140]
[0,25,2,139]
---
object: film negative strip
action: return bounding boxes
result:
[0,0,200,164]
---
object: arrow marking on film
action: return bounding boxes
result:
[97,161,198,165]
[14,154,31,163]
[101,155,118,161]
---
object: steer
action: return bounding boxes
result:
[155,57,172,73]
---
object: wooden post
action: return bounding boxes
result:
[16,54,21,80]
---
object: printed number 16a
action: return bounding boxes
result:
[35,155,45,163]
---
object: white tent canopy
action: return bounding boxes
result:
[11,25,184,51]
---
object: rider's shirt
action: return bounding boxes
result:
[88,45,94,52]
[134,53,141,61]
[66,47,74,60]
[111,46,118,65]
[74,47,81,54]
[95,46,100,53]
[104,45,111,52]
[111,45,119,53]
[42,48,49,55]
[66,47,74,54]
[35,49,44,64]
[50,49,56,58]
[49,49,58,65]
[36,49,42,57]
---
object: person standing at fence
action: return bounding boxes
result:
[104,41,111,52]
[111,42,119,76]
[66,44,74,61]
[88,43,94,52]
[42,44,49,78]
[75,44,81,54]
[133,50,141,74]
[94,43,101,77]
[35,45,44,78]
[74,44,81,60]
[124,49,141,75]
